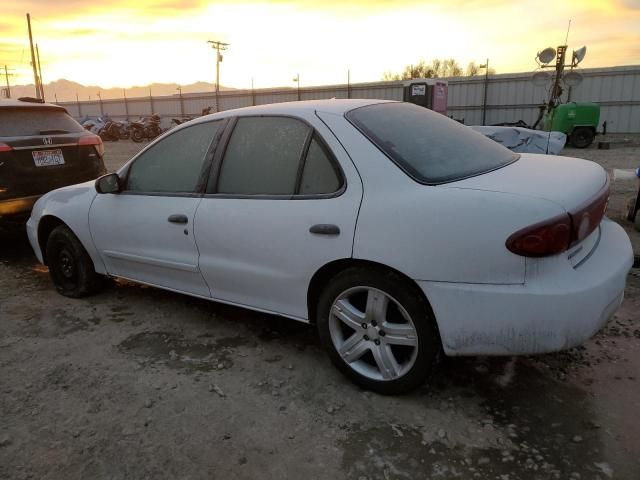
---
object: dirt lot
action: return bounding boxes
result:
[1,136,639,479]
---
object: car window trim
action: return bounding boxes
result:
[119,118,228,197]
[204,113,346,200]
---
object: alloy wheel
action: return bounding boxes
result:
[328,286,419,381]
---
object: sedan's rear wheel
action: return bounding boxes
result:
[317,267,441,394]
[46,225,104,298]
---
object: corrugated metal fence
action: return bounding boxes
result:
[60,65,640,133]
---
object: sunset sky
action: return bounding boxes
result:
[2,0,640,90]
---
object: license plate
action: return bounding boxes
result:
[32,149,65,167]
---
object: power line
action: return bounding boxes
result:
[207,40,229,112]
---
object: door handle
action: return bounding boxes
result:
[168,214,188,224]
[309,224,340,235]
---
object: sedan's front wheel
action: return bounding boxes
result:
[46,225,105,298]
[317,267,441,394]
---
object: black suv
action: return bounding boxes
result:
[0,99,106,220]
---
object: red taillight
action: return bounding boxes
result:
[569,183,609,245]
[507,182,610,258]
[0,142,13,153]
[78,135,104,157]
[506,213,573,257]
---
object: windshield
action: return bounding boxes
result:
[346,102,518,184]
[0,108,85,137]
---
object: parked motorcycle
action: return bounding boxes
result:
[98,120,121,142]
[129,115,162,143]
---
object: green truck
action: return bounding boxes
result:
[543,102,600,148]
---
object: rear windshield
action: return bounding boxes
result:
[0,108,84,137]
[346,102,518,184]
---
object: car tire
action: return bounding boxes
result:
[569,127,595,149]
[316,266,441,394]
[46,225,104,298]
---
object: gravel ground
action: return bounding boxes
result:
[1,136,639,479]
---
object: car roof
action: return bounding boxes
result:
[192,98,396,124]
[0,99,67,111]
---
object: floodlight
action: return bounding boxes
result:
[531,71,551,86]
[537,47,557,64]
[572,46,587,65]
[563,70,583,87]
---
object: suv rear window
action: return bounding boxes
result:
[346,102,518,184]
[0,108,85,137]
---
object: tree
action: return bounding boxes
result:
[384,58,495,80]
[466,61,497,76]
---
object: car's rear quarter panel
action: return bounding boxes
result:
[318,111,564,285]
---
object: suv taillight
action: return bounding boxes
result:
[507,182,609,258]
[78,135,104,157]
[0,142,13,152]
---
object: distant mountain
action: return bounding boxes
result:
[4,79,235,103]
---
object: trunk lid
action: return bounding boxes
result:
[443,153,607,211]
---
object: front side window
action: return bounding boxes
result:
[346,102,518,184]
[216,116,310,195]
[126,121,222,193]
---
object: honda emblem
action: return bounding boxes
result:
[43,137,53,145]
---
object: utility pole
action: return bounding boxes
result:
[207,40,229,112]
[480,58,489,126]
[149,87,154,115]
[36,43,45,101]
[3,65,15,98]
[76,92,82,117]
[347,69,351,99]
[251,77,255,106]
[26,13,41,100]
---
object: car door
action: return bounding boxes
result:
[89,120,225,297]
[194,114,363,320]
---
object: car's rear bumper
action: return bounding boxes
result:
[419,218,634,356]
[0,195,40,218]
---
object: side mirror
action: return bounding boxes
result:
[95,173,121,194]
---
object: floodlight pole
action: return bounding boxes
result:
[548,46,567,111]
[294,74,300,101]
[177,85,184,117]
[123,88,129,120]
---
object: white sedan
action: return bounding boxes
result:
[27,100,633,394]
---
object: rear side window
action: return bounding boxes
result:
[0,108,85,137]
[299,136,341,194]
[126,121,222,193]
[346,102,518,184]
[216,116,310,195]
